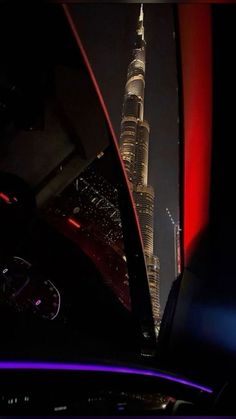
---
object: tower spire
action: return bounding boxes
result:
[137,4,145,41]
[139,3,144,22]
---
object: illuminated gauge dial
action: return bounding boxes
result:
[0,191,18,205]
[0,256,60,320]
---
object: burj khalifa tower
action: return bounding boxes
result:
[119,5,161,332]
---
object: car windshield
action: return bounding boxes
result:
[0,2,180,364]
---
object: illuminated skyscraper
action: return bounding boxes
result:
[119,5,161,332]
[166,208,181,280]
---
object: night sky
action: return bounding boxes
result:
[71,4,179,309]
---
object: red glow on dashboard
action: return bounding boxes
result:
[179,5,212,263]
[68,218,81,229]
[0,192,10,203]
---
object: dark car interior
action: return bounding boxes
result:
[0,1,236,415]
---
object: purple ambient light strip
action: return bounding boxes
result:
[0,361,212,393]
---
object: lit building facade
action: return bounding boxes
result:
[119,5,161,331]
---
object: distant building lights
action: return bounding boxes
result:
[97,151,104,159]
[54,406,67,411]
